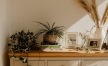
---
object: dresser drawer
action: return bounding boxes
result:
[14,60,45,66]
[48,60,79,66]
[82,60,108,66]
[28,60,45,66]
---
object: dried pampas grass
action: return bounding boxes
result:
[79,0,108,28]
[101,4,108,25]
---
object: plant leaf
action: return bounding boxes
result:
[46,22,51,30]
[51,22,55,29]
[37,22,50,30]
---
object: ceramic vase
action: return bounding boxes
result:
[94,27,106,50]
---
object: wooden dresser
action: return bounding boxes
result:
[8,49,108,66]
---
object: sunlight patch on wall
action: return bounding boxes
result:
[65,0,108,46]
[98,0,108,29]
[67,15,94,33]
[67,0,108,33]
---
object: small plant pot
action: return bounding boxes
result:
[42,35,59,45]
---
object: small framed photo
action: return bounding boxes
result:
[87,38,101,50]
[65,32,78,49]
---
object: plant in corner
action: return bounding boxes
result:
[8,30,39,63]
[35,22,65,45]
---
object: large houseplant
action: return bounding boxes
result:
[36,22,65,45]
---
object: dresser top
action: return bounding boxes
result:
[8,49,108,58]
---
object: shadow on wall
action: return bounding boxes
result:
[54,0,105,30]
[3,44,10,66]
[3,39,10,66]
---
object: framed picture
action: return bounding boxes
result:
[65,32,78,49]
[87,38,101,50]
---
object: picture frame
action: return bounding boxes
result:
[87,38,101,50]
[65,32,78,49]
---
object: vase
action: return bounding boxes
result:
[94,27,106,50]
[94,27,106,39]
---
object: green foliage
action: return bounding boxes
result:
[36,22,65,38]
[8,30,39,63]
[35,22,65,45]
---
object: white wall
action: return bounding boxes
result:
[7,0,105,47]
[0,0,9,66]
[7,0,104,34]
[7,0,82,34]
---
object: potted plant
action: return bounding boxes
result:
[8,30,39,63]
[36,22,65,45]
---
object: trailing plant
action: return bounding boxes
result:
[35,22,65,45]
[79,0,108,28]
[8,30,39,63]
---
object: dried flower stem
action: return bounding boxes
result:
[79,0,108,28]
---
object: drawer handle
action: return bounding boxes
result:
[27,65,31,66]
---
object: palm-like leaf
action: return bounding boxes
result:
[46,22,51,30]
[37,22,50,30]
[35,29,48,36]
[36,22,65,38]
[51,22,55,29]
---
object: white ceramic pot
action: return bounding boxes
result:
[95,27,105,38]
[94,27,106,50]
